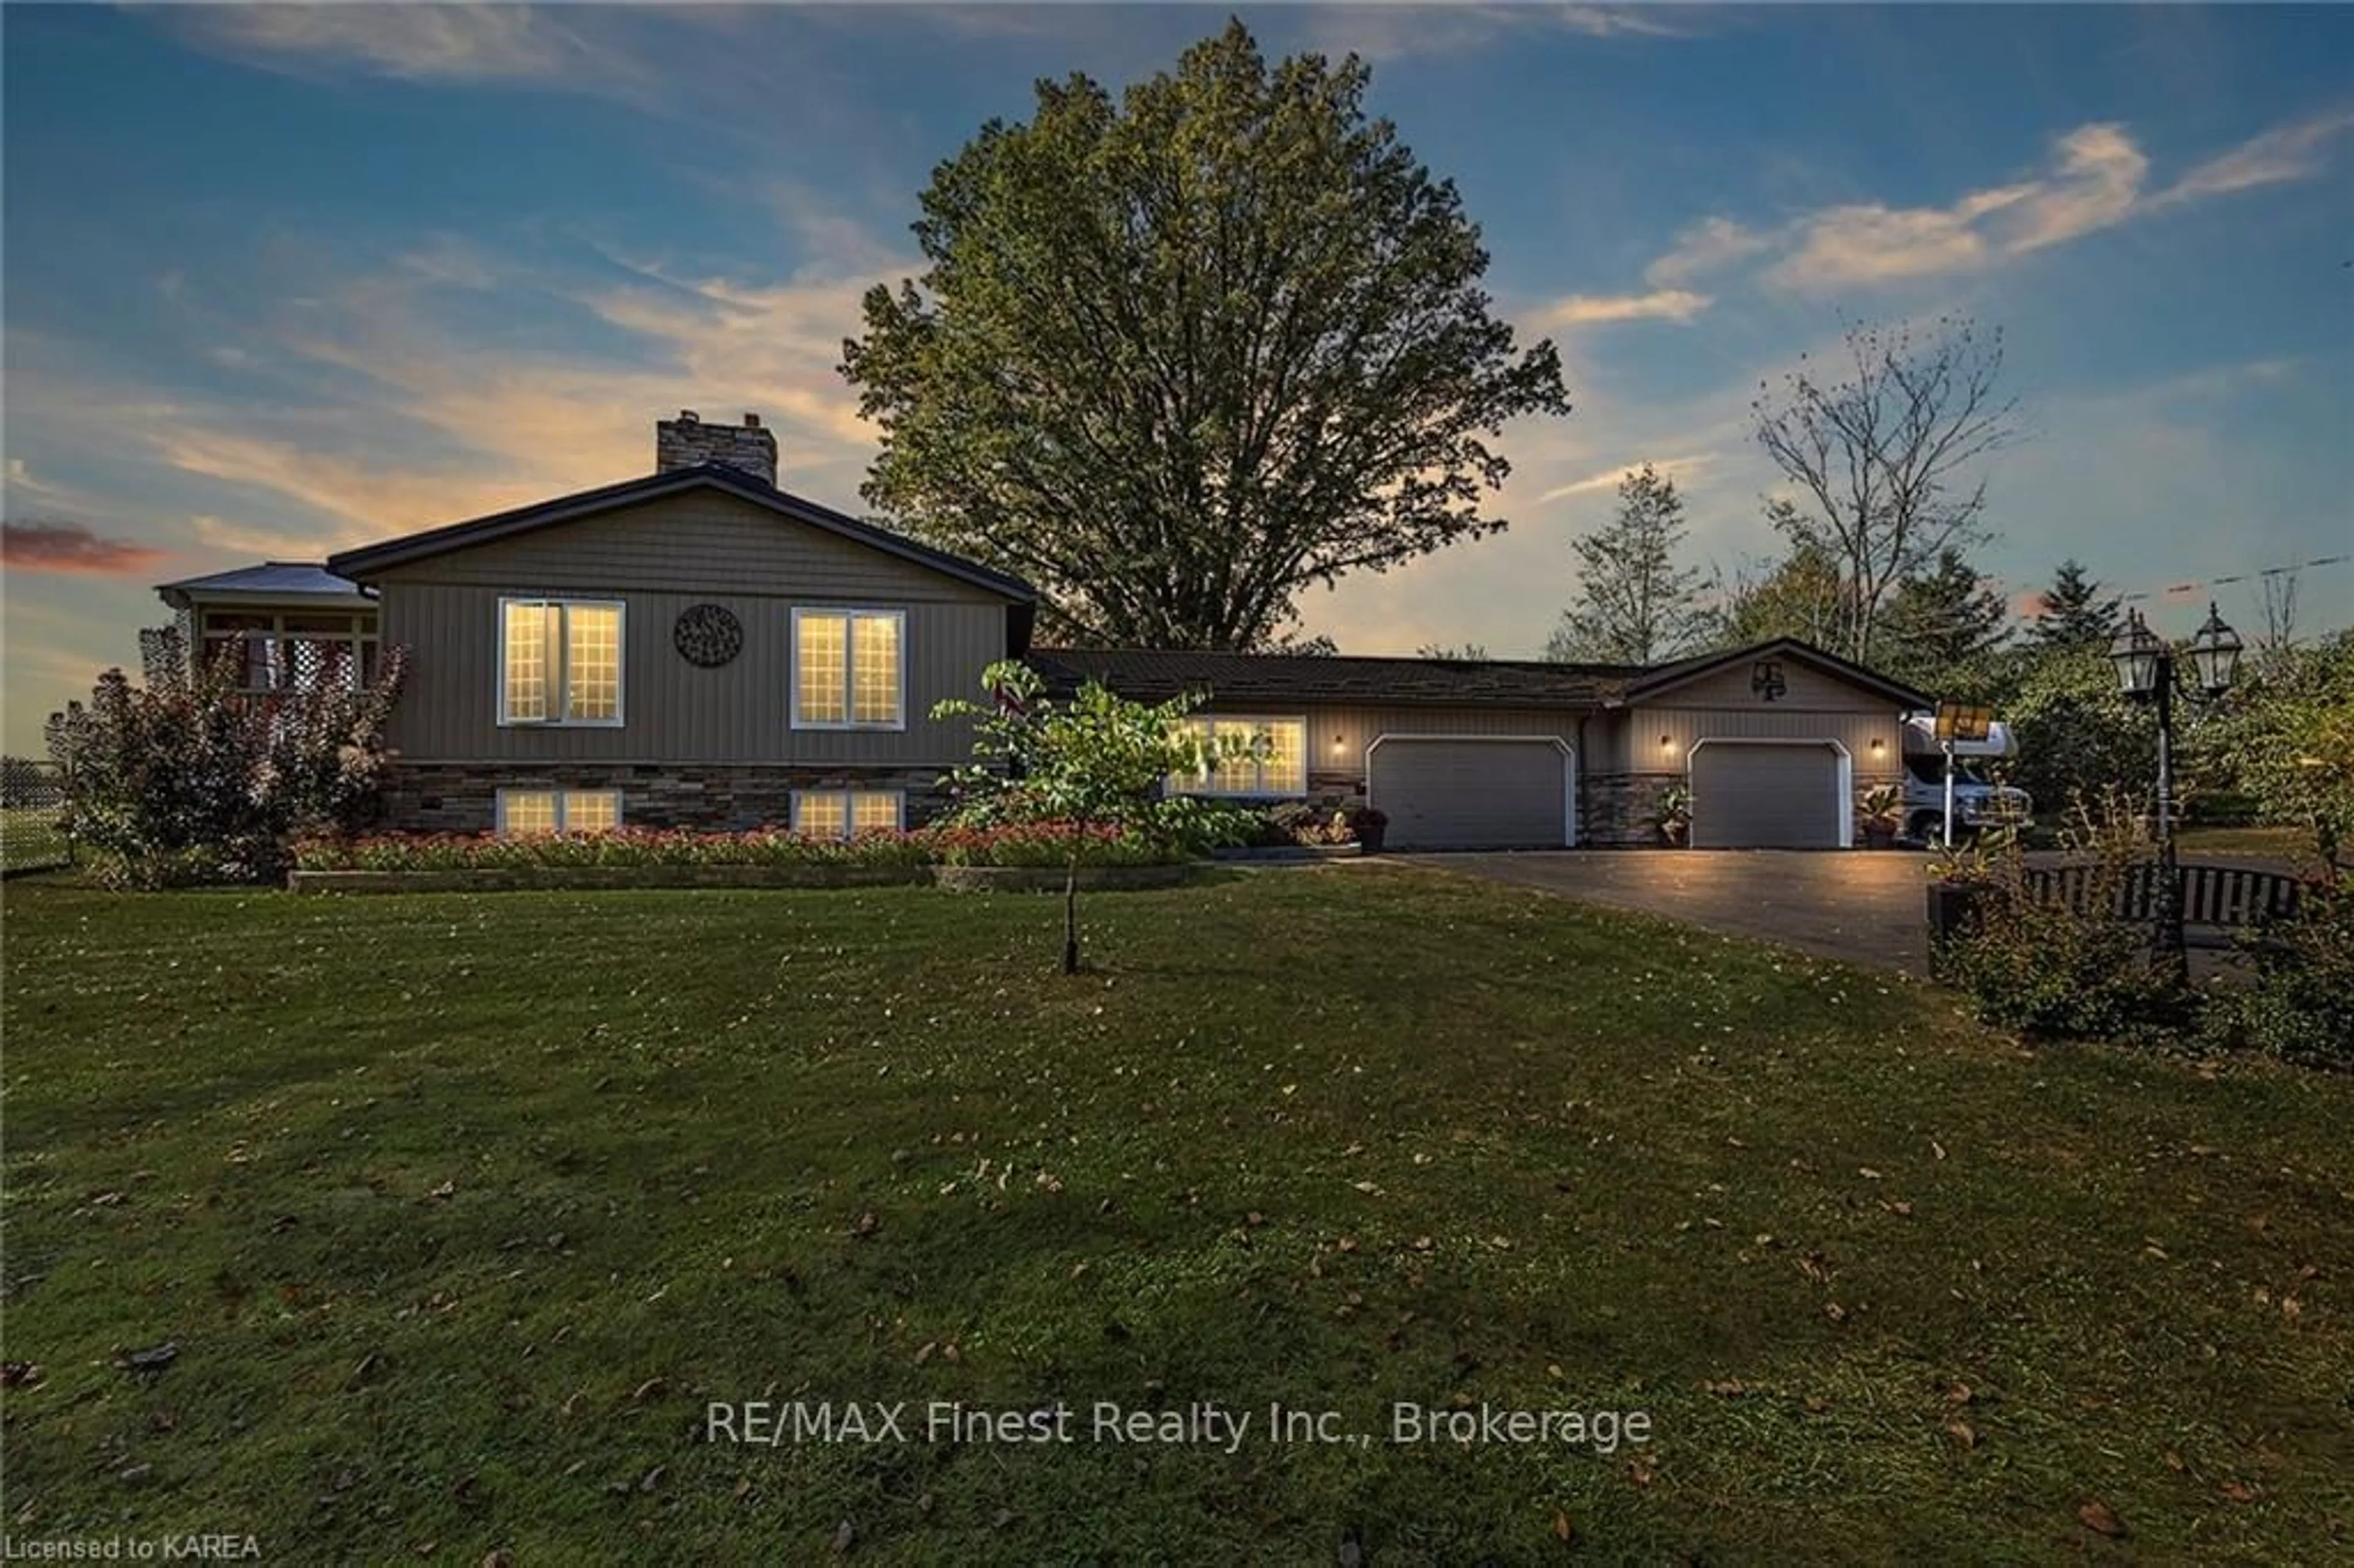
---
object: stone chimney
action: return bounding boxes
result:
[655,409,777,487]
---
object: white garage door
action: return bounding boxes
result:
[1689,742,1843,848]
[1368,737,1572,850]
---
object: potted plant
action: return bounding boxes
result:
[1857,783,1903,849]
[1653,783,1693,848]
[1349,805,1388,854]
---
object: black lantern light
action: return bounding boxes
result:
[2188,600,2244,697]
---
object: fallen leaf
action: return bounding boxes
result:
[118,1344,179,1376]
[2078,1500,2124,1537]
[1704,1379,1747,1398]
[1945,1382,1973,1404]
[1552,1509,1575,1542]
[2163,1450,2187,1475]
[1823,1301,1847,1322]
[851,1213,880,1239]
[1948,1421,1977,1448]
[832,1518,856,1554]
[2221,1480,2259,1504]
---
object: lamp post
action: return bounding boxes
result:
[2108,601,2244,971]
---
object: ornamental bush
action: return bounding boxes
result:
[46,626,406,885]
[1932,793,2191,1043]
[2197,880,2354,1071]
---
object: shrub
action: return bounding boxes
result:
[45,628,407,885]
[1932,793,2190,1043]
[2198,880,2354,1070]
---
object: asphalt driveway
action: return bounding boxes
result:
[1404,850,1935,975]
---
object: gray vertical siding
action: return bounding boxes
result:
[367,490,1016,765]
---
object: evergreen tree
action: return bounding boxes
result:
[2027,558,2122,650]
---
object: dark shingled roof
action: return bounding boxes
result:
[1028,647,1637,709]
[159,561,367,597]
[1031,637,1933,713]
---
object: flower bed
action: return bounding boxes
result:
[288,820,1201,892]
[295,821,1186,873]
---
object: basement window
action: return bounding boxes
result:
[497,790,622,836]
[793,790,904,840]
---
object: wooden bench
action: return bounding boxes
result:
[2019,861,2304,950]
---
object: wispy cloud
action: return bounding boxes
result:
[1541,288,1711,326]
[1292,2,1696,63]
[1659,106,2353,295]
[2,521,168,576]
[158,3,603,85]
[1644,216,1774,287]
[2152,105,2354,207]
[1537,452,1721,504]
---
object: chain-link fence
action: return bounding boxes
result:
[1,758,75,875]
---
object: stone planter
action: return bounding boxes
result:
[1208,844,1362,862]
[929,863,1193,893]
[1355,824,1387,854]
[1660,820,1691,848]
[1862,823,1898,850]
[289,864,931,894]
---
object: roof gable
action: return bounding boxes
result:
[325,465,1035,603]
[1618,637,1930,710]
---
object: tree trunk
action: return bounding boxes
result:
[1062,851,1081,975]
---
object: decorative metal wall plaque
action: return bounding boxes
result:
[1751,660,1787,701]
[673,603,743,668]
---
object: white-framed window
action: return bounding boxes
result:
[791,608,904,729]
[499,598,624,726]
[1171,716,1308,797]
[792,789,905,840]
[496,789,623,836]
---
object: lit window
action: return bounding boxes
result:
[794,609,903,728]
[794,790,904,840]
[497,789,622,837]
[1171,717,1308,797]
[500,790,558,837]
[851,791,904,835]
[500,599,624,725]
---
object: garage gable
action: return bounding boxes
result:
[1624,639,1929,712]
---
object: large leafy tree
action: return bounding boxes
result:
[1751,316,2020,666]
[2025,558,2122,651]
[840,20,1571,649]
[1544,463,1708,664]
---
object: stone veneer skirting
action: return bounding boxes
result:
[378,763,954,835]
[1581,772,1680,848]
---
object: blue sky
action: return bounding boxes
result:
[5,3,2350,751]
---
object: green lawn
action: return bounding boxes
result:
[0,806,72,873]
[2176,824,2314,862]
[3,869,2348,1562]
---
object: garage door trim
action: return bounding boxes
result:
[1685,737,1853,849]
[1365,733,1577,848]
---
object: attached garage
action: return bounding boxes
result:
[1688,740,1849,849]
[1368,736,1574,850]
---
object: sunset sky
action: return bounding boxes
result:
[5,4,2350,752]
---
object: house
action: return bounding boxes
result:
[154,411,1926,849]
